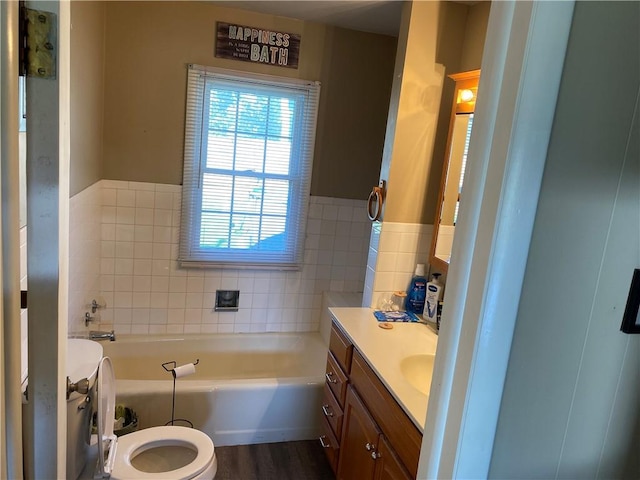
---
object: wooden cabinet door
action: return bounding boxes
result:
[374,435,412,480]
[337,386,381,480]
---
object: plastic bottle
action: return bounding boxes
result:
[424,273,443,323]
[405,264,427,315]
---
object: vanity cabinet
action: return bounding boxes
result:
[319,320,420,479]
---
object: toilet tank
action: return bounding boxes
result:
[66,339,103,480]
[22,339,103,480]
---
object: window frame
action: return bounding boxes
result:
[178,64,320,269]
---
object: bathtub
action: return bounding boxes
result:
[102,332,326,446]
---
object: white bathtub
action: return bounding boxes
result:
[102,332,326,446]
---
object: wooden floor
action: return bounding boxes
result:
[215,440,335,480]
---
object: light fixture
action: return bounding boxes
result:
[459,89,475,103]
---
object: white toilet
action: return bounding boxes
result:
[93,356,217,479]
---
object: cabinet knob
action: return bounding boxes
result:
[365,442,376,451]
[371,451,381,460]
[319,435,331,448]
[325,372,338,384]
[322,404,334,417]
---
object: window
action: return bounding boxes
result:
[179,64,320,269]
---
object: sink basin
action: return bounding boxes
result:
[400,354,435,395]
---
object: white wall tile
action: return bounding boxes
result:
[132,292,151,308]
[136,191,155,209]
[151,276,169,293]
[84,183,371,333]
[134,260,152,276]
[102,188,117,206]
[168,292,186,309]
[134,225,153,242]
[116,190,136,207]
[155,192,174,210]
[102,180,129,189]
[135,208,154,226]
[154,209,172,227]
[116,207,135,225]
[114,259,134,275]
[128,181,155,192]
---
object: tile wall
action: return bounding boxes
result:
[68,182,102,334]
[70,181,371,334]
[362,221,433,309]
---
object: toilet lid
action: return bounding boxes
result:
[96,356,118,477]
[111,426,215,480]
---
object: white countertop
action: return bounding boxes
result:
[329,307,438,431]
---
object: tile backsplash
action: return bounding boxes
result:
[69,180,371,335]
[362,221,433,309]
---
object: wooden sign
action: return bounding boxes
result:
[215,22,300,69]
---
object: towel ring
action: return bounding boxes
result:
[367,180,386,221]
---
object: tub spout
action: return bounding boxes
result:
[89,330,116,342]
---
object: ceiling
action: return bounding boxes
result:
[214,1,405,37]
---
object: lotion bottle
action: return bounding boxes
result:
[424,273,443,323]
[405,264,427,315]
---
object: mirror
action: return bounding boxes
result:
[429,70,480,272]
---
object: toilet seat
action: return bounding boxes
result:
[96,357,216,480]
[111,426,215,480]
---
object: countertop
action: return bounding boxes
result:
[329,307,438,431]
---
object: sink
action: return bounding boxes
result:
[400,354,435,395]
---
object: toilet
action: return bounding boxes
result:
[93,356,217,479]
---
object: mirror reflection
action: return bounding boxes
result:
[430,70,480,272]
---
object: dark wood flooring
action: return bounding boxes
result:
[215,440,335,480]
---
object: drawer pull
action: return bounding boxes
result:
[319,435,331,448]
[322,404,334,417]
[371,451,381,460]
[325,372,338,384]
[365,442,376,451]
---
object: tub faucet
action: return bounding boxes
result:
[89,330,116,342]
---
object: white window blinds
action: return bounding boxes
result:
[179,64,320,269]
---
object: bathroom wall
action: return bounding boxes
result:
[69,1,105,197]
[101,1,396,201]
[459,1,491,73]
[380,1,488,226]
[66,2,395,333]
[363,1,489,307]
[67,180,370,334]
[311,26,396,199]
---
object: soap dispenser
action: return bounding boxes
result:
[405,264,427,315]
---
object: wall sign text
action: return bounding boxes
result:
[215,22,300,69]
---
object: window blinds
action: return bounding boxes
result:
[179,64,320,269]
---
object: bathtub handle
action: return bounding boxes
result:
[319,435,331,449]
[322,404,334,417]
[325,372,338,384]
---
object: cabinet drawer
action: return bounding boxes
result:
[319,415,340,473]
[329,321,353,373]
[325,352,349,406]
[321,383,344,440]
[351,350,422,478]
